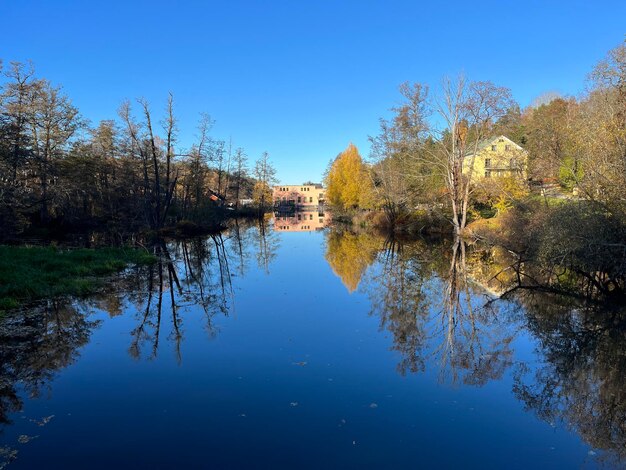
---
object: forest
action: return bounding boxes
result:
[0,61,278,242]
[325,41,626,301]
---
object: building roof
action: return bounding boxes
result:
[274,183,324,189]
[465,135,524,156]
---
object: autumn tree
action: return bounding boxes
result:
[252,151,276,211]
[27,79,82,223]
[524,97,579,187]
[369,82,437,224]
[325,143,374,212]
[574,41,626,218]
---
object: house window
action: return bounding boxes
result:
[499,138,504,142]
[309,197,313,203]
[485,170,491,178]
[310,214,313,220]
[491,145,497,151]
[505,144,511,151]
[297,197,301,203]
[485,158,491,168]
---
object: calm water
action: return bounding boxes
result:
[1,217,624,469]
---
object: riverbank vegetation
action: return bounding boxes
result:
[0,245,156,312]
[325,40,626,301]
[0,61,277,243]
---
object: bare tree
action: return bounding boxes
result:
[118,95,179,229]
[232,147,248,208]
[432,76,513,235]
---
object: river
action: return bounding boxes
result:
[0,215,624,468]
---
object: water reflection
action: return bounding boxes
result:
[0,221,624,467]
[325,227,382,292]
[513,293,626,464]
[325,227,626,463]
[352,233,520,383]
[254,216,280,273]
[0,301,97,427]
[273,209,330,232]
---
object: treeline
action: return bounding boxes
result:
[326,41,625,227]
[325,41,626,300]
[0,61,277,241]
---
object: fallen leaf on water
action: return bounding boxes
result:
[0,446,18,470]
[30,415,54,427]
[369,403,378,409]
[290,402,298,407]
[18,435,38,444]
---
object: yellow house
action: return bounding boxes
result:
[273,184,326,208]
[462,135,527,181]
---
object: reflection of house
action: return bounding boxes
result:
[273,184,325,209]
[273,211,330,232]
[462,135,527,180]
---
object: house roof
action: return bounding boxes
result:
[465,135,524,156]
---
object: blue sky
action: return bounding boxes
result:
[3,0,625,184]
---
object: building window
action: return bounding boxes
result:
[309,197,313,203]
[310,214,313,220]
[505,144,511,151]
[491,145,497,151]
[297,197,301,203]
[485,158,491,168]
[485,170,491,178]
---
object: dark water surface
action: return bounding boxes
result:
[1,219,625,469]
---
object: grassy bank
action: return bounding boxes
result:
[333,209,451,236]
[0,246,156,313]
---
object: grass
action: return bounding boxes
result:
[0,245,156,313]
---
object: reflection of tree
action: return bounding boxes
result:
[365,230,626,463]
[436,239,517,385]
[126,235,235,362]
[367,236,431,374]
[325,227,382,293]
[0,300,97,426]
[364,234,519,384]
[229,218,253,277]
[513,296,626,465]
[255,217,279,274]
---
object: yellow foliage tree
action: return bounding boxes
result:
[325,144,375,211]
